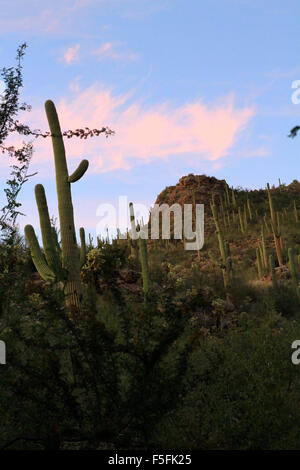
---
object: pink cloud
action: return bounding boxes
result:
[91,42,139,62]
[4,82,256,177]
[63,44,80,64]
[69,76,82,92]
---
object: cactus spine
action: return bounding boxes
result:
[25,100,88,309]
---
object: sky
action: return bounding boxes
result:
[0,0,300,239]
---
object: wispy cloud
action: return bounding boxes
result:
[120,0,172,19]
[0,9,61,34]
[0,1,99,35]
[69,76,82,92]
[62,44,81,64]
[0,0,163,35]
[12,83,256,176]
[91,42,139,62]
[265,66,300,80]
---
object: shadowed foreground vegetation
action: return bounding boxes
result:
[1,174,300,450]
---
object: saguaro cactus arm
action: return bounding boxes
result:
[288,247,297,289]
[79,227,86,268]
[25,225,56,282]
[35,184,61,274]
[269,254,277,290]
[210,202,226,263]
[52,226,61,256]
[139,237,150,297]
[68,160,89,183]
[256,248,263,278]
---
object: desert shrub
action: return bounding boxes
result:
[81,244,126,295]
[155,312,300,449]
[0,250,196,450]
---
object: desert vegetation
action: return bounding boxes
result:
[1,44,300,451]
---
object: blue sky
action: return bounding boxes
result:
[1,0,300,239]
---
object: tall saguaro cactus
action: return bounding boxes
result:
[267,183,283,266]
[129,202,150,299]
[25,100,89,309]
[210,201,232,289]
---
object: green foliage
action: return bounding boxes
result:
[165,313,300,450]
[0,43,37,240]
[81,244,126,296]
[0,233,195,450]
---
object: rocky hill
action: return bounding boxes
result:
[152,173,300,237]
[152,173,233,237]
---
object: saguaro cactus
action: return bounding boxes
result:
[238,207,245,234]
[25,100,89,309]
[224,182,230,207]
[294,200,298,224]
[129,202,150,299]
[269,254,277,290]
[247,198,253,221]
[231,187,237,208]
[79,227,86,268]
[267,183,283,267]
[256,248,263,279]
[288,247,297,290]
[261,225,268,269]
[210,201,231,289]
